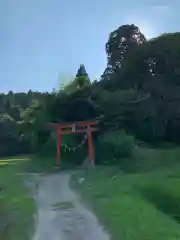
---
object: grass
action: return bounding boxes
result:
[71,147,180,240]
[25,155,78,173]
[25,155,58,173]
[0,156,36,240]
[131,146,180,172]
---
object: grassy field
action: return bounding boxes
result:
[72,147,180,240]
[0,156,35,240]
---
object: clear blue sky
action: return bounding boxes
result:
[0,0,179,93]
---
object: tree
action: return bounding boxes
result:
[9,105,21,121]
[102,24,147,80]
[110,32,180,141]
[75,64,91,87]
[4,98,11,114]
[0,114,19,156]
[57,65,91,96]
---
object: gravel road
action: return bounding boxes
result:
[32,172,110,240]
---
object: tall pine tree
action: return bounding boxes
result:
[75,64,91,87]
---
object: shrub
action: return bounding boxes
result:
[38,132,88,166]
[96,130,135,165]
[38,132,57,157]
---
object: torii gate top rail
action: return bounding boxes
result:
[47,119,99,165]
[48,119,98,134]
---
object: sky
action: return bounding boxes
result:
[0,0,180,93]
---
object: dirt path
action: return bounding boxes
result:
[31,172,110,240]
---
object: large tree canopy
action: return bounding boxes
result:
[102,24,147,80]
[108,32,180,141]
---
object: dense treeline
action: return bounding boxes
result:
[1,24,180,157]
[0,91,48,156]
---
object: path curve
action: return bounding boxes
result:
[31,172,110,240]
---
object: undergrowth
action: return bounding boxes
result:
[72,146,180,240]
[0,157,35,240]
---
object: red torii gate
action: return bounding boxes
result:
[47,119,98,165]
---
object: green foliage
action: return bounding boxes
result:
[0,91,46,156]
[58,64,90,95]
[102,24,147,80]
[0,113,17,139]
[72,148,180,240]
[37,132,57,157]
[0,114,19,156]
[99,32,180,142]
[75,64,91,87]
[60,79,78,95]
[96,131,135,165]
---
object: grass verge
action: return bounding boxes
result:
[0,156,35,240]
[71,147,180,240]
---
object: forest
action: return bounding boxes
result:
[1,23,180,159]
